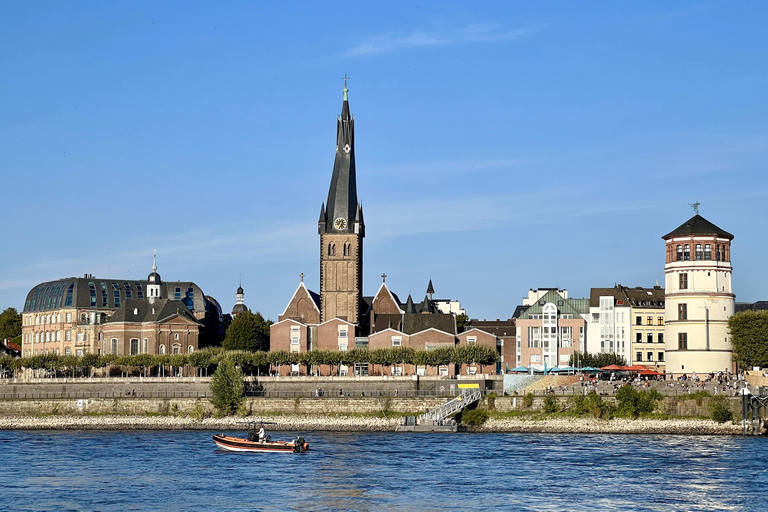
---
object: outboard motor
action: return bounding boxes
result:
[293,437,306,453]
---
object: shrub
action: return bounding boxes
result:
[523,393,534,408]
[615,385,663,418]
[711,396,733,423]
[210,360,245,416]
[461,408,489,426]
[190,404,208,421]
[543,394,559,413]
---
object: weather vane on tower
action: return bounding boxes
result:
[689,201,700,215]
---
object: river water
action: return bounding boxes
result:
[1,430,767,511]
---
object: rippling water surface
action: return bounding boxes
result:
[1,429,767,511]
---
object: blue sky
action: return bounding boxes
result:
[2,2,767,320]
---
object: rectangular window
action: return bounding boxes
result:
[695,244,703,260]
[339,328,348,338]
[66,312,72,323]
[658,352,664,362]
[704,244,712,260]
[338,343,348,352]
[174,287,182,300]
[65,347,71,356]
[112,282,121,308]
[467,336,476,345]
[77,332,84,342]
[136,284,144,299]
[678,332,688,350]
[678,303,687,321]
[647,333,653,343]
[635,316,642,326]
[636,352,642,362]
[65,330,71,341]
[647,352,653,361]
[636,332,642,343]
[291,336,300,345]
[130,339,139,355]
[530,355,541,363]
[392,336,402,347]
[111,339,118,355]
[658,333,664,343]
[658,317,664,326]
[679,273,688,290]
[647,316,653,326]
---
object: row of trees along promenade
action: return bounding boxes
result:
[0,345,499,379]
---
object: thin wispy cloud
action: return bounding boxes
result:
[343,23,539,58]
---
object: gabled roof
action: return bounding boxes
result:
[408,326,456,338]
[369,327,407,337]
[589,285,665,309]
[372,282,404,314]
[662,214,733,240]
[458,328,496,339]
[319,317,356,328]
[279,282,321,318]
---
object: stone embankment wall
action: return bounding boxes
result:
[0,393,749,420]
[0,375,503,398]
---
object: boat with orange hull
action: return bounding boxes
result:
[212,433,309,453]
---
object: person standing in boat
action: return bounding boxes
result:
[258,425,266,443]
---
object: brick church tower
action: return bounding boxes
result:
[318,80,365,324]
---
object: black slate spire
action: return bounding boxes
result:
[320,82,359,235]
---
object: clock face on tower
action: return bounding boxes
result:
[334,218,347,230]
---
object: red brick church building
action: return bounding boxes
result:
[269,85,498,376]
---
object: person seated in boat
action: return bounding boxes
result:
[258,425,266,443]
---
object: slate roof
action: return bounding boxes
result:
[321,91,359,235]
[512,305,530,319]
[467,319,516,337]
[24,277,209,314]
[107,298,199,324]
[589,285,665,309]
[735,301,768,313]
[402,313,456,335]
[662,214,733,240]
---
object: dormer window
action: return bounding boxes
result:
[133,308,139,315]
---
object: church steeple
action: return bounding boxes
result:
[319,80,365,325]
[320,79,362,236]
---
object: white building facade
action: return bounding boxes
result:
[662,214,734,376]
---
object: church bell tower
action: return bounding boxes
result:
[318,78,365,324]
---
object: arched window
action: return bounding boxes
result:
[343,243,350,256]
[112,338,118,355]
[329,243,336,256]
[159,344,165,355]
[676,245,682,261]
[695,244,703,260]
[188,345,194,353]
[683,245,690,261]
[45,332,50,342]
[704,244,712,260]
[35,332,40,343]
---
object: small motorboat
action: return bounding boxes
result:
[213,422,309,453]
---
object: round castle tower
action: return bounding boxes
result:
[662,213,734,376]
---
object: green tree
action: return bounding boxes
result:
[222,311,273,352]
[210,360,245,416]
[728,310,768,369]
[0,308,22,340]
[456,313,469,333]
[568,351,627,368]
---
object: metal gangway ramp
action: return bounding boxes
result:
[418,388,482,423]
